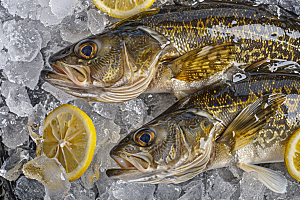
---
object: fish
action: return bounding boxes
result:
[106,66,300,193]
[42,1,300,103]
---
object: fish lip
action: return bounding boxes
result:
[45,61,91,87]
[111,151,152,172]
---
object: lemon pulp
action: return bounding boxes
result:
[41,104,96,182]
[285,127,300,182]
[94,0,155,18]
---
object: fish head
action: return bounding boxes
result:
[42,28,162,103]
[107,110,217,184]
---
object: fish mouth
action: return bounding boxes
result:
[42,61,92,87]
[111,152,152,173]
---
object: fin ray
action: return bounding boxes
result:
[217,93,286,151]
[239,163,287,194]
[169,43,236,82]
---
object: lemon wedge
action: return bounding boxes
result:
[41,104,96,182]
[94,0,155,19]
[285,127,300,182]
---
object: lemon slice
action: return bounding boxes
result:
[41,104,96,182]
[94,0,155,19]
[285,127,300,181]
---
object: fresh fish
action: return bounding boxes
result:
[42,2,300,102]
[107,66,300,193]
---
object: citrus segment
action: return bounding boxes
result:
[285,127,300,182]
[94,0,155,19]
[41,104,96,182]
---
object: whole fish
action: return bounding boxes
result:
[42,2,300,103]
[106,68,300,193]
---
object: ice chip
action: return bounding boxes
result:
[92,102,118,120]
[179,180,203,200]
[42,82,77,103]
[1,81,33,117]
[111,182,156,200]
[118,98,148,131]
[0,106,29,149]
[38,6,65,26]
[87,9,107,35]
[60,12,92,43]
[155,184,182,200]
[15,176,45,200]
[3,19,42,62]
[3,52,44,90]
[23,155,71,200]
[65,179,96,200]
[1,0,40,19]
[240,171,266,199]
[49,0,78,18]
[0,148,29,181]
[202,170,237,199]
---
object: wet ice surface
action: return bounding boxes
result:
[0,0,300,199]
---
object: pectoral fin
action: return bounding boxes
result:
[169,43,236,82]
[216,93,286,151]
[239,162,287,194]
[244,59,300,75]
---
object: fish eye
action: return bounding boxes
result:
[201,119,212,130]
[76,41,98,59]
[135,129,156,147]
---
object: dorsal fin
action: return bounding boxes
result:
[168,43,236,82]
[107,8,160,31]
[244,59,300,75]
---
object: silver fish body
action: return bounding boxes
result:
[42,2,300,102]
[107,73,300,193]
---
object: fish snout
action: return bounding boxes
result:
[48,45,74,66]
[40,70,51,81]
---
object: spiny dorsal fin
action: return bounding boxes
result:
[107,8,160,31]
[216,93,286,151]
[239,163,287,194]
[244,59,300,75]
[169,43,236,82]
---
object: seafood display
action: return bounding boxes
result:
[43,1,300,102]
[2,0,300,199]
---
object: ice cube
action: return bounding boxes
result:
[109,181,155,200]
[240,171,266,199]
[1,81,33,117]
[155,183,182,200]
[38,6,65,26]
[23,155,71,200]
[0,106,29,149]
[87,9,107,35]
[3,52,44,90]
[92,102,118,120]
[179,180,203,200]
[49,0,78,18]
[41,82,77,103]
[203,170,237,199]
[3,19,42,62]
[81,122,120,189]
[1,0,40,19]
[60,12,92,43]
[15,176,45,200]
[65,179,96,200]
[0,148,29,181]
[118,98,148,131]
